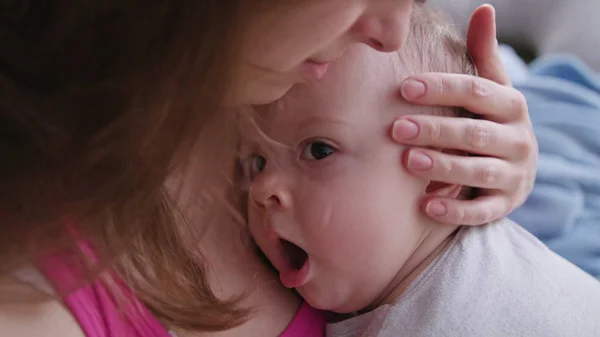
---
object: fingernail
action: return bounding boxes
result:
[407,151,433,171]
[393,119,419,141]
[401,79,426,100]
[426,201,447,217]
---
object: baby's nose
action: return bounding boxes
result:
[249,174,291,211]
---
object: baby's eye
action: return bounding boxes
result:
[301,141,336,160]
[250,155,267,175]
[243,154,266,181]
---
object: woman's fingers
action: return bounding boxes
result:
[393,116,532,160]
[392,4,538,227]
[422,195,512,226]
[402,148,521,190]
[466,4,511,86]
[400,73,528,124]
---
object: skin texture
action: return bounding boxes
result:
[395,5,537,226]
[243,44,460,313]
[1,2,417,337]
[0,3,537,337]
[239,2,536,227]
[233,0,414,105]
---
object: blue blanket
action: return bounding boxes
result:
[501,47,600,277]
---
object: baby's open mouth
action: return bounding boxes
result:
[280,239,308,271]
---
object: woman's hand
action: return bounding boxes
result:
[392,5,538,225]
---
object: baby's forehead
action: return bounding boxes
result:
[281,46,411,114]
[313,45,409,98]
[255,45,420,134]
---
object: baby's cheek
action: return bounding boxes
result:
[247,207,265,244]
[300,187,374,261]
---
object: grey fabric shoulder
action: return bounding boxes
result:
[327,219,600,337]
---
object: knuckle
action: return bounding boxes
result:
[510,171,524,191]
[475,164,497,186]
[422,76,445,97]
[437,76,453,96]
[527,171,536,192]
[506,171,524,200]
[514,177,532,208]
[507,195,520,215]
[477,208,493,224]
[422,118,443,143]
[469,77,490,98]
[456,207,471,224]
[453,204,493,225]
[513,132,533,159]
[513,195,526,209]
[437,155,454,177]
[509,90,528,115]
[467,121,492,150]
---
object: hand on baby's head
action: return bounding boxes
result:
[242,6,476,314]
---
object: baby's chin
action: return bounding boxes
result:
[298,283,372,314]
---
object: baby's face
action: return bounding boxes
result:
[242,45,429,313]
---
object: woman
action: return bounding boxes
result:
[0,1,536,337]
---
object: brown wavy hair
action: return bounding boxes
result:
[0,0,255,331]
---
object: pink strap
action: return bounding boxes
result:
[279,301,327,337]
[38,238,325,337]
[39,252,171,337]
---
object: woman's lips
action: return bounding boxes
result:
[302,60,330,81]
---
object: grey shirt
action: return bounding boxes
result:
[327,219,600,337]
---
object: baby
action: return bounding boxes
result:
[240,7,600,337]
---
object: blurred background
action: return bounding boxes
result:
[431,0,600,279]
[431,0,600,70]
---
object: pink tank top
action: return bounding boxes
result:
[39,252,326,337]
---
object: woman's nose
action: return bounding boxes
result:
[249,172,291,211]
[352,7,411,52]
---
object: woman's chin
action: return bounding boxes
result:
[252,85,294,105]
[226,75,296,106]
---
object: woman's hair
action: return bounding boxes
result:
[0,1,255,331]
